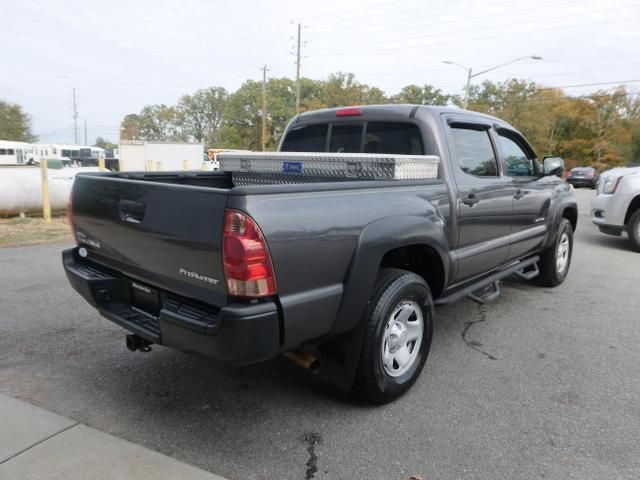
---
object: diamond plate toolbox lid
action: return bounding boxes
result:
[218,151,440,182]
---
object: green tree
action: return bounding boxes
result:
[137,104,186,141]
[119,73,640,167]
[93,136,117,149]
[219,80,263,150]
[0,100,36,142]
[119,105,186,141]
[219,78,297,150]
[587,87,630,167]
[392,84,451,105]
[178,87,228,146]
[319,73,388,107]
[120,114,141,140]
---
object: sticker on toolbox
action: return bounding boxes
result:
[282,161,302,174]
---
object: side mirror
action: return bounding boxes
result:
[543,156,564,177]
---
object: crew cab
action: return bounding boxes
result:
[591,166,640,251]
[63,105,577,403]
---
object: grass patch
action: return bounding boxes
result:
[0,215,72,247]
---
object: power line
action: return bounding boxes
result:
[306,7,640,55]
[303,0,590,41]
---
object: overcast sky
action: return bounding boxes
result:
[2,0,639,144]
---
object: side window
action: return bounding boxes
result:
[498,134,534,176]
[7,149,14,155]
[0,149,6,155]
[450,127,499,177]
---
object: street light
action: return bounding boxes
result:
[442,55,543,109]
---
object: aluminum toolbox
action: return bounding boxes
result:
[218,151,440,185]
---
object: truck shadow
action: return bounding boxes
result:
[86,276,542,414]
[59,277,544,473]
[581,230,636,253]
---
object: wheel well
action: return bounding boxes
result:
[624,195,640,225]
[562,206,578,232]
[380,244,445,299]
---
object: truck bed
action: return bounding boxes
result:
[69,169,448,353]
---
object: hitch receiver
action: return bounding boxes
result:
[126,334,152,352]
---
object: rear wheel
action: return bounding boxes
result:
[535,218,573,287]
[355,269,433,404]
[627,210,640,252]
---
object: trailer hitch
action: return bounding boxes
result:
[125,334,152,352]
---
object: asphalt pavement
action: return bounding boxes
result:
[0,188,638,480]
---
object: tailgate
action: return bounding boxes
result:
[71,174,229,307]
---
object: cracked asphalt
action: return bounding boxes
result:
[1,189,638,480]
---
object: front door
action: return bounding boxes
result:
[494,130,552,259]
[445,119,513,283]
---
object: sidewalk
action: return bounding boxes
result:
[0,393,228,480]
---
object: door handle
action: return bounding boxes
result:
[514,189,528,200]
[118,199,146,224]
[462,193,479,207]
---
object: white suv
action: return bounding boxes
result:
[591,166,640,251]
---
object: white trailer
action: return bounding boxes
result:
[119,141,204,171]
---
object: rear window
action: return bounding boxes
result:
[281,121,424,155]
[329,125,363,153]
[364,122,423,155]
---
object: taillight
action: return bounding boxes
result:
[67,189,77,242]
[223,209,277,297]
[335,107,362,117]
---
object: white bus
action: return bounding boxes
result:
[90,147,105,160]
[33,144,81,165]
[0,140,35,165]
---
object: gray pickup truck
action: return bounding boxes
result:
[63,105,577,403]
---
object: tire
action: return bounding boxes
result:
[535,218,573,287]
[354,268,434,404]
[627,210,640,252]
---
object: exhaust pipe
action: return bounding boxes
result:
[285,351,320,374]
[126,334,152,352]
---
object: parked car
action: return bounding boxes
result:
[591,166,640,251]
[567,166,599,189]
[63,105,577,403]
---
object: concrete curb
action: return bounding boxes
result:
[0,394,228,480]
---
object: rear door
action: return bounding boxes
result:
[495,129,552,259]
[444,117,513,282]
[72,174,229,306]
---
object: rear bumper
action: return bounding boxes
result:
[62,248,281,365]
[567,178,595,187]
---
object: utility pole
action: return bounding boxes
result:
[261,65,269,152]
[295,22,301,113]
[463,68,473,110]
[84,118,87,145]
[72,88,78,144]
